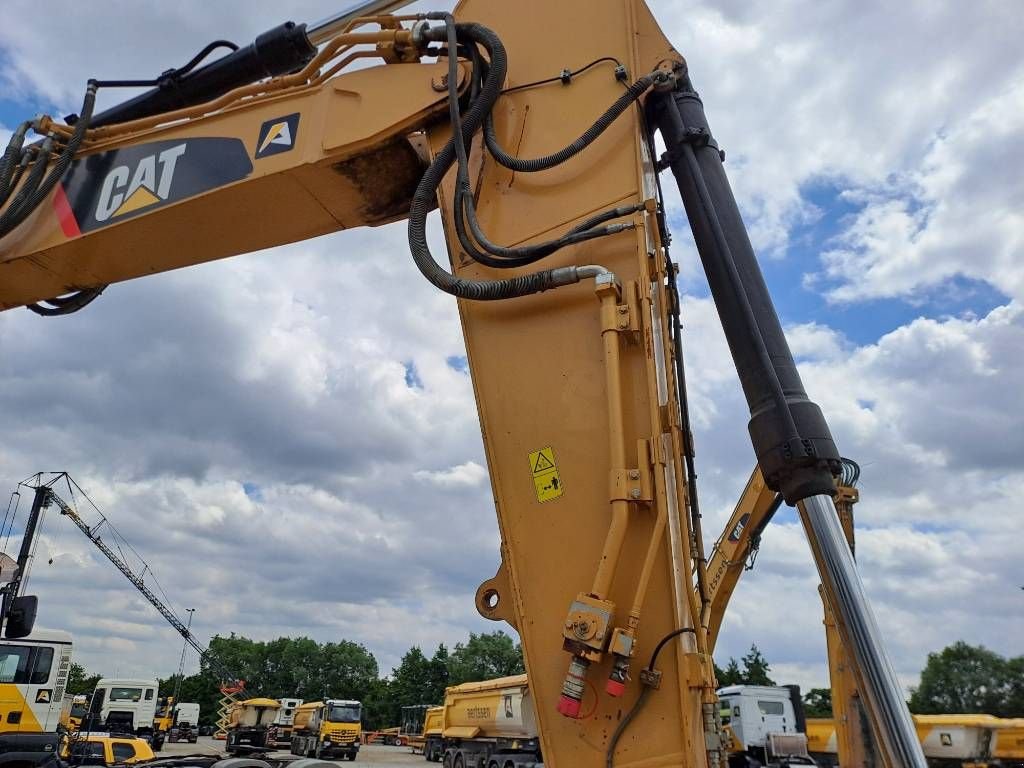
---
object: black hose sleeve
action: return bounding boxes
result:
[27,287,105,316]
[0,139,54,229]
[484,73,654,173]
[0,121,31,204]
[0,82,96,239]
[407,22,585,300]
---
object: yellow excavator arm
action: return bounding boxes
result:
[0,3,926,767]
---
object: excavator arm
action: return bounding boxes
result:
[0,3,925,767]
[704,466,781,653]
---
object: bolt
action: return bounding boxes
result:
[630,488,641,499]
[629,470,640,480]
[617,306,628,314]
[596,632,604,641]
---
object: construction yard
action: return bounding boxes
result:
[162,739,422,766]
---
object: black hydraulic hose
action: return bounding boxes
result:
[27,286,106,317]
[483,73,655,173]
[605,627,698,768]
[0,82,96,239]
[446,37,642,269]
[0,140,53,225]
[407,19,593,300]
[0,121,31,204]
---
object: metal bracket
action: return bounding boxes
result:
[608,440,654,503]
[475,555,518,631]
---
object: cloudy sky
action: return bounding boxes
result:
[0,0,1021,696]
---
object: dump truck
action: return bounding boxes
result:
[436,675,539,767]
[269,698,302,747]
[808,714,1024,768]
[224,698,280,755]
[289,699,361,761]
[421,706,443,762]
[716,685,814,768]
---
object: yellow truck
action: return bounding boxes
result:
[289,699,361,761]
[808,714,1024,767]
[421,706,443,762]
[433,675,539,767]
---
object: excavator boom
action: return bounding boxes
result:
[0,3,926,767]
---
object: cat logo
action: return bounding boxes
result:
[255,114,300,159]
[35,689,52,703]
[95,143,186,223]
[727,513,751,542]
[59,137,253,235]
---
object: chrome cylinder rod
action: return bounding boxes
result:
[307,0,417,46]
[798,494,926,768]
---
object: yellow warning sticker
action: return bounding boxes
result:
[528,446,564,503]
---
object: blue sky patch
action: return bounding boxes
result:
[673,180,1008,347]
[403,361,423,389]
[446,355,468,373]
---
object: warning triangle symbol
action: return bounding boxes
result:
[533,452,555,473]
[114,186,161,217]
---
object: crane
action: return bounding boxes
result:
[9,473,245,735]
[0,2,928,765]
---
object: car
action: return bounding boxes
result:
[62,734,156,765]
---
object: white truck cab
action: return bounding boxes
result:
[717,685,814,767]
[92,678,162,749]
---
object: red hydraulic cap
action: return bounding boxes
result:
[557,694,582,718]
[605,678,626,697]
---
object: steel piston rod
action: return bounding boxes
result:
[799,493,925,768]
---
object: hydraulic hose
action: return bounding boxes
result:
[407,19,603,300]
[0,121,32,205]
[0,82,96,239]
[27,287,106,317]
[0,139,54,226]
[605,628,697,768]
[444,29,645,271]
[483,74,655,173]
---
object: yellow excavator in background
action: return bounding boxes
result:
[0,1,929,766]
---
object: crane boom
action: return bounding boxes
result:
[35,478,241,687]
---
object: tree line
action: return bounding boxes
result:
[68,635,1022,729]
[69,630,524,730]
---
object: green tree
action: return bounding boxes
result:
[803,687,833,717]
[1006,656,1024,718]
[740,644,775,686]
[361,678,393,731]
[158,673,221,726]
[446,632,524,685]
[909,641,1010,716]
[66,662,101,696]
[714,658,742,687]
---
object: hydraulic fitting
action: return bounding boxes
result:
[557,656,590,719]
[606,656,629,697]
[605,626,635,696]
[561,593,615,661]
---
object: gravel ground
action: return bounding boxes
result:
[160,737,424,767]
